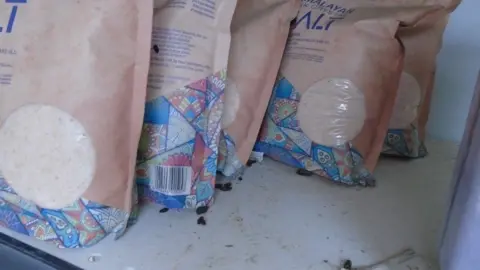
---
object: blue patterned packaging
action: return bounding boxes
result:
[135,0,237,209]
[0,0,153,247]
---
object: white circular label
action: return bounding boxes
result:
[0,104,96,209]
[389,72,422,129]
[297,78,366,147]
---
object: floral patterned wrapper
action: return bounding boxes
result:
[135,0,236,209]
[0,174,135,248]
[136,71,228,209]
[217,132,245,181]
[383,127,428,158]
[254,77,374,186]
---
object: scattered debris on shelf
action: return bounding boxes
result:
[196,206,209,215]
[342,259,352,270]
[88,253,102,263]
[296,168,314,176]
[197,216,206,226]
[215,182,233,191]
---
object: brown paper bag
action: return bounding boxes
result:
[136,0,237,209]
[383,13,452,157]
[255,1,442,186]
[217,0,301,179]
[0,0,152,247]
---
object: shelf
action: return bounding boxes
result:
[0,140,458,270]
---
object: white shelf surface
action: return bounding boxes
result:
[0,141,459,270]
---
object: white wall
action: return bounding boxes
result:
[427,0,480,142]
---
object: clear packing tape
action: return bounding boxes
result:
[298,78,366,147]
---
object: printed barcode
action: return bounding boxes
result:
[149,166,192,196]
